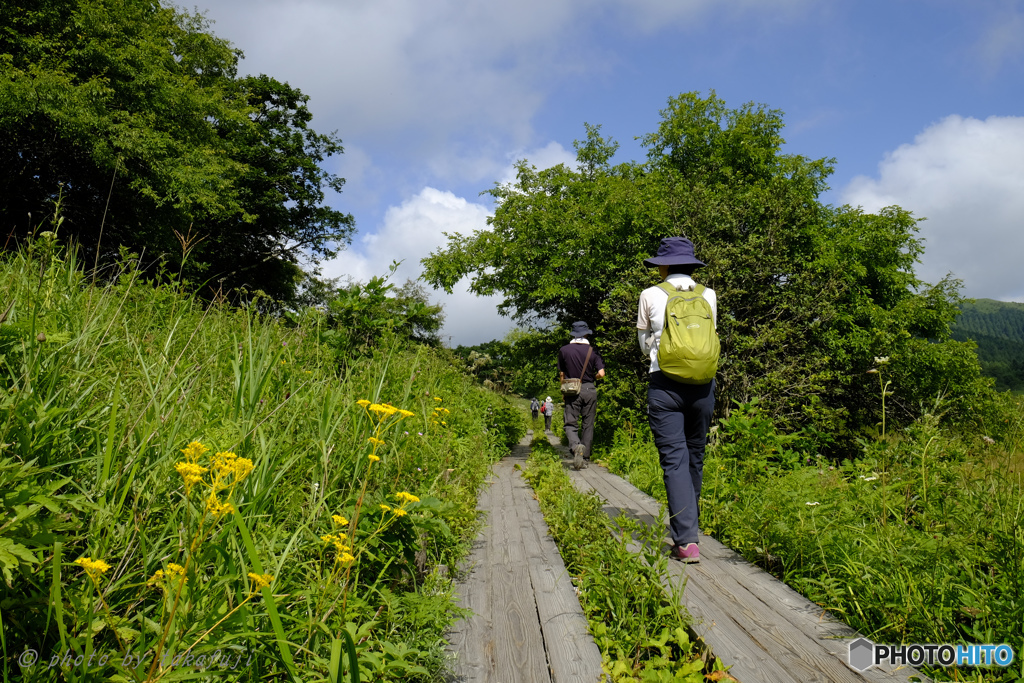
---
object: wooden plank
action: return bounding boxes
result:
[573,464,924,682]
[566,469,800,681]
[584,471,918,681]
[449,472,495,682]
[512,463,605,683]
[488,459,552,683]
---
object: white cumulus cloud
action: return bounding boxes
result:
[841,114,1024,302]
[322,187,513,346]
[322,144,578,346]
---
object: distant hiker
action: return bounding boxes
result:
[530,397,540,420]
[542,396,555,432]
[637,237,718,564]
[557,321,606,470]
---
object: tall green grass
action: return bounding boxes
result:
[0,239,524,681]
[606,397,1024,682]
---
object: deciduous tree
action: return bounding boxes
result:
[0,0,353,301]
[423,92,991,454]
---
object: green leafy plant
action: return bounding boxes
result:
[524,437,710,682]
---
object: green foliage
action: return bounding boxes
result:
[951,299,1024,393]
[452,327,561,398]
[0,240,517,681]
[422,91,992,455]
[292,264,445,367]
[524,438,707,682]
[607,398,1024,683]
[0,0,353,303]
[0,458,86,586]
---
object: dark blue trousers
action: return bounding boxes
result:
[647,372,715,546]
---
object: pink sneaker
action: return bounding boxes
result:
[671,543,699,563]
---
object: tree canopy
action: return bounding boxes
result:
[423,92,993,454]
[0,0,353,302]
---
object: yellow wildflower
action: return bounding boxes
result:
[357,399,371,407]
[148,563,187,590]
[211,451,239,478]
[174,461,207,495]
[337,552,355,564]
[380,504,391,512]
[398,409,415,418]
[368,454,380,463]
[393,508,407,517]
[206,494,236,517]
[395,491,420,504]
[332,515,349,527]
[74,557,111,580]
[433,396,443,402]
[248,572,274,589]
[180,441,209,463]
[367,437,385,446]
[232,457,254,480]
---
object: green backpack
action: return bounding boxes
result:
[656,281,720,385]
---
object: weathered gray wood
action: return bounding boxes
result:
[449,430,606,682]
[488,457,552,683]
[449,473,495,682]
[566,458,926,682]
[510,456,605,683]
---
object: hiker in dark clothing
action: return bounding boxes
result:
[557,321,606,470]
[530,397,540,420]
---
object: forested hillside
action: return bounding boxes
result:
[952,298,1024,392]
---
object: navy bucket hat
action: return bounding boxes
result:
[570,321,594,337]
[643,237,706,268]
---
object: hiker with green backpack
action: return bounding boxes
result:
[637,237,719,564]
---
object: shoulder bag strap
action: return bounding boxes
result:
[579,346,593,382]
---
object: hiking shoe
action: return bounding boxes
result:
[671,543,699,564]
[572,444,585,470]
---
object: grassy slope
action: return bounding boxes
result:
[0,242,524,681]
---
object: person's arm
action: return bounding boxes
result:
[638,329,652,353]
[596,368,606,379]
[637,288,653,353]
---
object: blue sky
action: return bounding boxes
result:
[193,0,1024,346]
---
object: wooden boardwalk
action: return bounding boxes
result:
[446,432,604,683]
[447,429,925,682]
[547,433,926,683]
